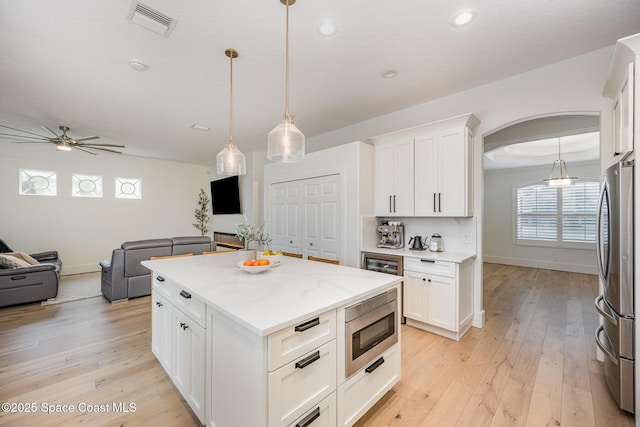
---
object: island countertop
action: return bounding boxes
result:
[142,252,402,336]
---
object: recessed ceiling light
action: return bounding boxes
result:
[381,70,398,78]
[452,10,476,27]
[317,19,338,36]
[191,124,210,131]
[129,60,148,71]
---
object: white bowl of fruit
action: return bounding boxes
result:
[258,250,283,266]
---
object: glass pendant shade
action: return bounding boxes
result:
[543,138,577,187]
[267,117,305,162]
[216,48,246,176]
[217,142,246,175]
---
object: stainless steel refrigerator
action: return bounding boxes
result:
[595,160,634,413]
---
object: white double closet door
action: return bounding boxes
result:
[270,174,340,262]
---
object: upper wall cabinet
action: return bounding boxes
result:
[374,139,414,216]
[603,34,640,163]
[414,127,474,217]
[373,113,479,218]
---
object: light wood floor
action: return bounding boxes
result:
[0,263,634,426]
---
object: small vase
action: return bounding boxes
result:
[238,249,257,262]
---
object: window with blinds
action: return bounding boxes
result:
[515,180,599,246]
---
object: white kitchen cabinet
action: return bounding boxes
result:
[374,138,414,216]
[151,274,206,424]
[288,392,336,427]
[403,258,473,341]
[612,62,634,159]
[337,344,401,427]
[414,127,473,217]
[151,291,173,373]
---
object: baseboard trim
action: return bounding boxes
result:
[60,264,101,276]
[483,256,597,275]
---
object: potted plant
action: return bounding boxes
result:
[193,188,210,237]
[234,216,272,261]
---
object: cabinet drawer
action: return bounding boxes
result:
[152,273,174,300]
[173,285,206,329]
[337,344,400,427]
[288,391,336,427]
[404,258,455,278]
[269,310,337,371]
[269,340,337,427]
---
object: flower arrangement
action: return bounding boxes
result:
[193,188,210,237]
[235,216,272,249]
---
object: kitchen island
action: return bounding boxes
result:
[142,252,402,427]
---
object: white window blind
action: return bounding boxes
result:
[515,181,598,246]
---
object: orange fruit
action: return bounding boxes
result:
[258,259,270,266]
[243,259,254,266]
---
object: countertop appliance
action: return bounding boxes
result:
[345,288,398,378]
[377,224,404,249]
[429,233,444,252]
[409,235,425,250]
[595,160,634,413]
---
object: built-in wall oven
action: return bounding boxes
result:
[345,288,398,378]
[362,252,403,276]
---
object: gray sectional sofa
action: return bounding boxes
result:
[100,236,214,302]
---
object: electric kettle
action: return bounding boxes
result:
[429,233,444,252]
[408,236,425,250]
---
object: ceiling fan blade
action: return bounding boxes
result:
[0,132,50,141]
[41,125,61,138]
[75,136,100,142]
[85,146,123,154]
[7,141,52,144]
[0,124,51,139]
[74,146,98,155]
[77,143,125,148]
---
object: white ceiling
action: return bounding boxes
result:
[1,0,639,165]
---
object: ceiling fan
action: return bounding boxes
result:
[0,124,125,154]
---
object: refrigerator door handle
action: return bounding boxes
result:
[595,325,619,365]
[595,180,610,284]
[595,295,618,326]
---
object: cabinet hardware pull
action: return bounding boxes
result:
[11,275,26,281]
[365,356,385,373]
[389,195,392,213]
[183,324,189,330]
[422,278,426,282]
[156,276,165,282]
[393,195,396,213]
[295,351,321,369]
[179,290,191,299]
[296,407,321,427]
[433,193,437,212]
[420,259,435,263]
[156,301,163,307]
[438,193,442,212]
[180,322,185,328]
[295,317,320,332]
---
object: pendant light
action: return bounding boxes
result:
[543,138,577,187]
[216,48,246,176]
[267,0,305,163]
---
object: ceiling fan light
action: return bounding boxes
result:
[545,177,576,187]
[216,143,246,176]
[56,142,72,151]
[267,117,305,162]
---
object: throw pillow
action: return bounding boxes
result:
[7,251,39,265]
[0,254,31,268]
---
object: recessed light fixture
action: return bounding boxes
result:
[128,60,148,71]
[191,124,210,131]
[381,70,398,78]
[452,10,476,27]
[317,19,338,36]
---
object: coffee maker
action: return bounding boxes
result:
[377,223,404,249]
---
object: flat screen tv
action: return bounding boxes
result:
[210,176,242,215]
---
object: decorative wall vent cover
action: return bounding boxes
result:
[127,1,177,37]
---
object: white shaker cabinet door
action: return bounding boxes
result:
[151,291,173,374]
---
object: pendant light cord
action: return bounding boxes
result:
[284,0,290,121]
[229,52,234,146]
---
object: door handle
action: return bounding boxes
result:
[179,290,191,299]
[393,195,396,213]
[438,193,441,212]
[595,295,618,326]
[295,351,321,369]
[389,195,392,213]
[295,407,320,427]
[156,276,165,282]
[365,356,385,373]
[433,193,437,213]
[595,325,618,365]
[294,317,320,332]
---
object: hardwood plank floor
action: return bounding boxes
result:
[0,263,634,426]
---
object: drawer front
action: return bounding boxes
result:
[152,273,175,300]
[173,285,206,328]
[269,340,337,427]
[404,258,455,278]
[269,310,337,371]
[288,391,336,427]
[337,344,400,427]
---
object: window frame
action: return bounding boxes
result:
[512,179,599,250]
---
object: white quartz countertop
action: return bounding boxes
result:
[142,253,401,337]
[361,247,476,264]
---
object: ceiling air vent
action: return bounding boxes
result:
[127,2,177,37]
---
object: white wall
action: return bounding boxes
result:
[0,143,209,275]
[484,161,600,274]
[306,46,615,328]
